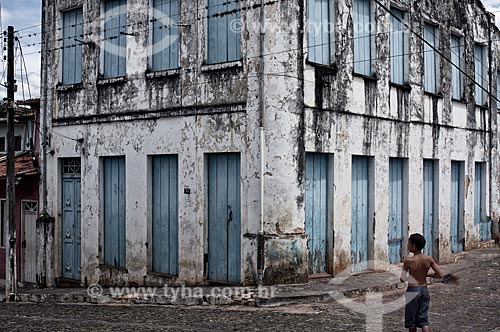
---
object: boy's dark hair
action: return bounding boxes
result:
[409,233,426,251]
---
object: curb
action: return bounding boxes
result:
[14,281,406,307]
[256,281,406,307]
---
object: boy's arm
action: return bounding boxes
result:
[400,259,409,282]
[427,257,444,278]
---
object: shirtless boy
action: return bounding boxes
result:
[400,233,444,332]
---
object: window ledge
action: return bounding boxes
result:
[57,83,84,92]
[148,271,177,278]
[352,72,378,82]
[475,103,489,110]
[389,82,411,91]
[146,68,181,79]
[201,60,243,73]
[424,91,443,99]
[97,76,128,87]
[452,98,467,103]
[306,60,338,74]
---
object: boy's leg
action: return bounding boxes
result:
[416,288,431,331]
[405,289,419,331]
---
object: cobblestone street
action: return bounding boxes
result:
[0,248,498,332]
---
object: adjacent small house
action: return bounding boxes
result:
[0,99,40,286]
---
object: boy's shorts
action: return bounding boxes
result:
[405,286,430,328]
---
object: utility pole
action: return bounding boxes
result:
[5,25,17,302]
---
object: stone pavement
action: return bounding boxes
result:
[0,247,498,331]
[4,244,499,308]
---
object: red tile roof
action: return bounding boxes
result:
[0,152,39,178]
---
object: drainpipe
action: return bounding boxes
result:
[256,0,266,285]
[487,15,495,237]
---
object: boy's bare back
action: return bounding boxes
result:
[403,253,443,286]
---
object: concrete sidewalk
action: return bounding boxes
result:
[6,244,499,307]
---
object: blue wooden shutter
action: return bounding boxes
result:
[423,160,437,258]
[103,157,126,268]
[450,35,463,100]
[475,162,491,240]
[308,0,332,65]
[207,153,241,283]
[305,153,328,274]
[474,45,486,106]
[450,161,464,253]
[152,0,179,71]
[474,163,483,225]
[351,156,370,272]
[353,0,372,75]
[207,0,241,64]
[62,8,83,84]
[104,0,127,78]
[424,24,437,93]
[390,8,405,84]
[152,155,179,275]
[388,158,405,264]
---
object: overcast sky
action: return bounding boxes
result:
[1,0,500,101]
[0,0,41,100]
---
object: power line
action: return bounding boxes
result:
[13,9,498,81]
[17,38,32,99]
[14,3,500,42]
[5,0,500,106]
[11,35,500,107]
[15,0,244,38]
[374,0,500,104]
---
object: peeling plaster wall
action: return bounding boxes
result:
[41,0,500,287]
[41,0,267,286]
[304,0,500,273]
[42,0,308,286]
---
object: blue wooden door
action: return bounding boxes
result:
[103,157,126,268]
[475,163,491,241]
[450,162,464,252]
[152,155,178,275]
[388,159,405,264]
[208,153,241,283]
[351,156,370,272]
[62,158,81,280]
[305,153,328,274]
[423,160,437,258]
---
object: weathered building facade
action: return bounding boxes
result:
[40,0,500,287]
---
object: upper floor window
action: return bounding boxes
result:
[0,137,5,152]
[390,7,407,85]
[151,0,180,71]
[62,8,83,85]
[207,0,241,64]
[307,0,334,65]
[423,24,439,94]
[474,45,487,106]
[450,35,464,100]
[353,0,373,76]
[103,0,127,78]
[14,136,22,152]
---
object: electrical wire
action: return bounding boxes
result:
[4,0,500,114]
